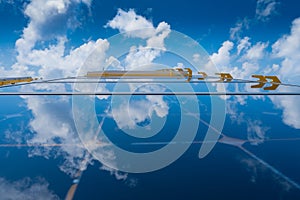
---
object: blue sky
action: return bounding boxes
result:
[1,0,300,199]
[1,0,299,58]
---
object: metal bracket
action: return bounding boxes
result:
[251,75,281,90]
[198,72,208,80]
[215,73,233,82]
[185,68,193,82]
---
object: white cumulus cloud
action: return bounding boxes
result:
[107,9,171,70]
[209,40,234,71]
[0,177,58,200]
[237,37,251,55]
[255,0,279,22]
[106,8,156,39]
[230,18,250,40]
[244,41,268,61]
[15,0,92,67]
[247,119,270,145]
[272,18,300,80]
[269,17,300,129]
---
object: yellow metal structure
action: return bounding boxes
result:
[197,72,208,80]
[251,75,281,90]
[215,73,233,82]
[0,77,37,87]
[86,68,193,81]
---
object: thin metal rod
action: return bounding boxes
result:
[1,92,300,96]
[233,78,300,88]
[0,77,76,88]
[131,137,300,146]
[43,77,300,88]
[27,80,254,84]
[2,75,300,90]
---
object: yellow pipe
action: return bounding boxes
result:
[86,68,191,79]
[0,77,37,86]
